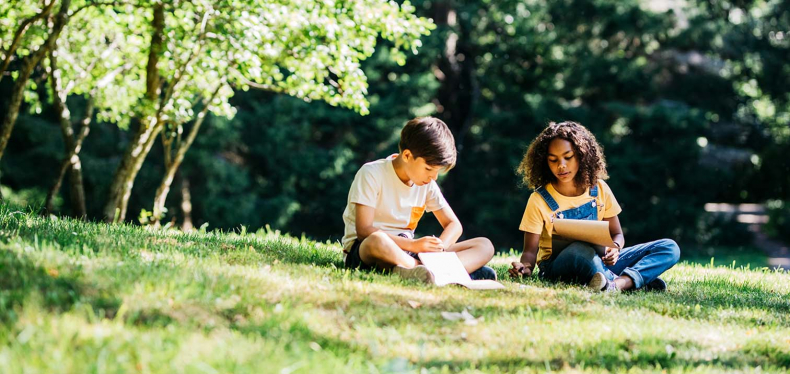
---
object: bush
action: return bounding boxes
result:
[765,200,790,243]
[695,213,754,247]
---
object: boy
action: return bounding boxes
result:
[341,117,496,283]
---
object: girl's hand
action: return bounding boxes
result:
[602,247,619,266]
[411,236,444,253]
[509,262,533,278]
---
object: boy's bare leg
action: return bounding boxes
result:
[447,237,495,273]
[359,232,418,270]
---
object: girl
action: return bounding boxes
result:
[509,121,680,291]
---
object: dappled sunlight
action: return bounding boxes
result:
[3,210,790,372]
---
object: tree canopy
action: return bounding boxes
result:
[1,0,788,249]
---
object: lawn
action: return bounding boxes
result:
[1,205,789,373]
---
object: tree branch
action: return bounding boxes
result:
[158,9,212,112]
[71,0,139,16]
[0,0,57,83]
[49,49,75,148]
[146,3,165,103]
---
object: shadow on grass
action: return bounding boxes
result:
[0,248,121,324]
[608,278,790,326]
[229,308,790,372]
[4,208,790,349]
[1,204,346,269]
[414,336,790,371]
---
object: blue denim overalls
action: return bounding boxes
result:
[536,184,600,222]
[534,184,681,288]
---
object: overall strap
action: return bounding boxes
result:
[590,184,599,197]
[536,186,559,211]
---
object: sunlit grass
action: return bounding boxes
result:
[1,205,789,373]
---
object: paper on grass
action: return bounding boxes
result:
[418,252,505,290]
[552,219,616,256]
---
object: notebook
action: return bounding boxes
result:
[551,219,616,256]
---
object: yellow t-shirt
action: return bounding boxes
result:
[518,180,622,265]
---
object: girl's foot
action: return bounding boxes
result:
[587,272,608,291]
[644,277,667,292]
[588,272,620,292]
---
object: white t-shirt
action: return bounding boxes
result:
[342,154,448,252]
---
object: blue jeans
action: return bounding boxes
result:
[538,239,680,289]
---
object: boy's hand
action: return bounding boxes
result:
[602,247,619,266]
[411,236,444,253]
[509,262,533,278]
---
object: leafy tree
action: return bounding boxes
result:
[2,0,787,249]
[101,0,434,223]
[0,0,72,166]
[44,4,145,217]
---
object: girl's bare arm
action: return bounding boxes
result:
[510,232,540,277]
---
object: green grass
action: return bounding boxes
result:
[680,245,771,269]
[1,205,789,373]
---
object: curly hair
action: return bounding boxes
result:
[517,121,608,190]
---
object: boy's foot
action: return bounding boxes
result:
[469,266,497,280]
[644,277,667,292]
[587,272,619,292]
[393,265,435,284]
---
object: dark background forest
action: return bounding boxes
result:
[2,0,788,251]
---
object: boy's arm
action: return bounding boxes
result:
[354,204,442,252]
[432,206,463,250]
[510,232,540,278]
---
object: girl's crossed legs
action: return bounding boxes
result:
[538,239,680,290]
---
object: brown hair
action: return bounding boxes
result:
[517,121,608,190]
[399,117,457,169]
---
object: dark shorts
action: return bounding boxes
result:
[344,233,419,270]
[344,239,374,271]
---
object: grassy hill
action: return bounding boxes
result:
[1,205,789,373]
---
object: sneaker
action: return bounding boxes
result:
[588,272,620,292]
[469,266,497,281]
[392,265,435,284]
[644,277,667,292]
[587,272,608,291]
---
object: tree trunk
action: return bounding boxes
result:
[151,85,219,226]
[67,99,94,219]
[429,3,480,235]
[102,4,165,223]
[44,144,90,219]
[0,0,72,163]
[45,50,93,218]
[179,174,193,232]
[67,157,87,219]
[102,118,164,222]
[45,156,70,214]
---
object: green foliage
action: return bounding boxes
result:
[8,0,435,127]
[765,200,790,242]
[0,185,52,210]
[695,213,754,247]
[212,0,788,247]
[0,1,55,59]
[1,0,788,251]
[52,4,149,127]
